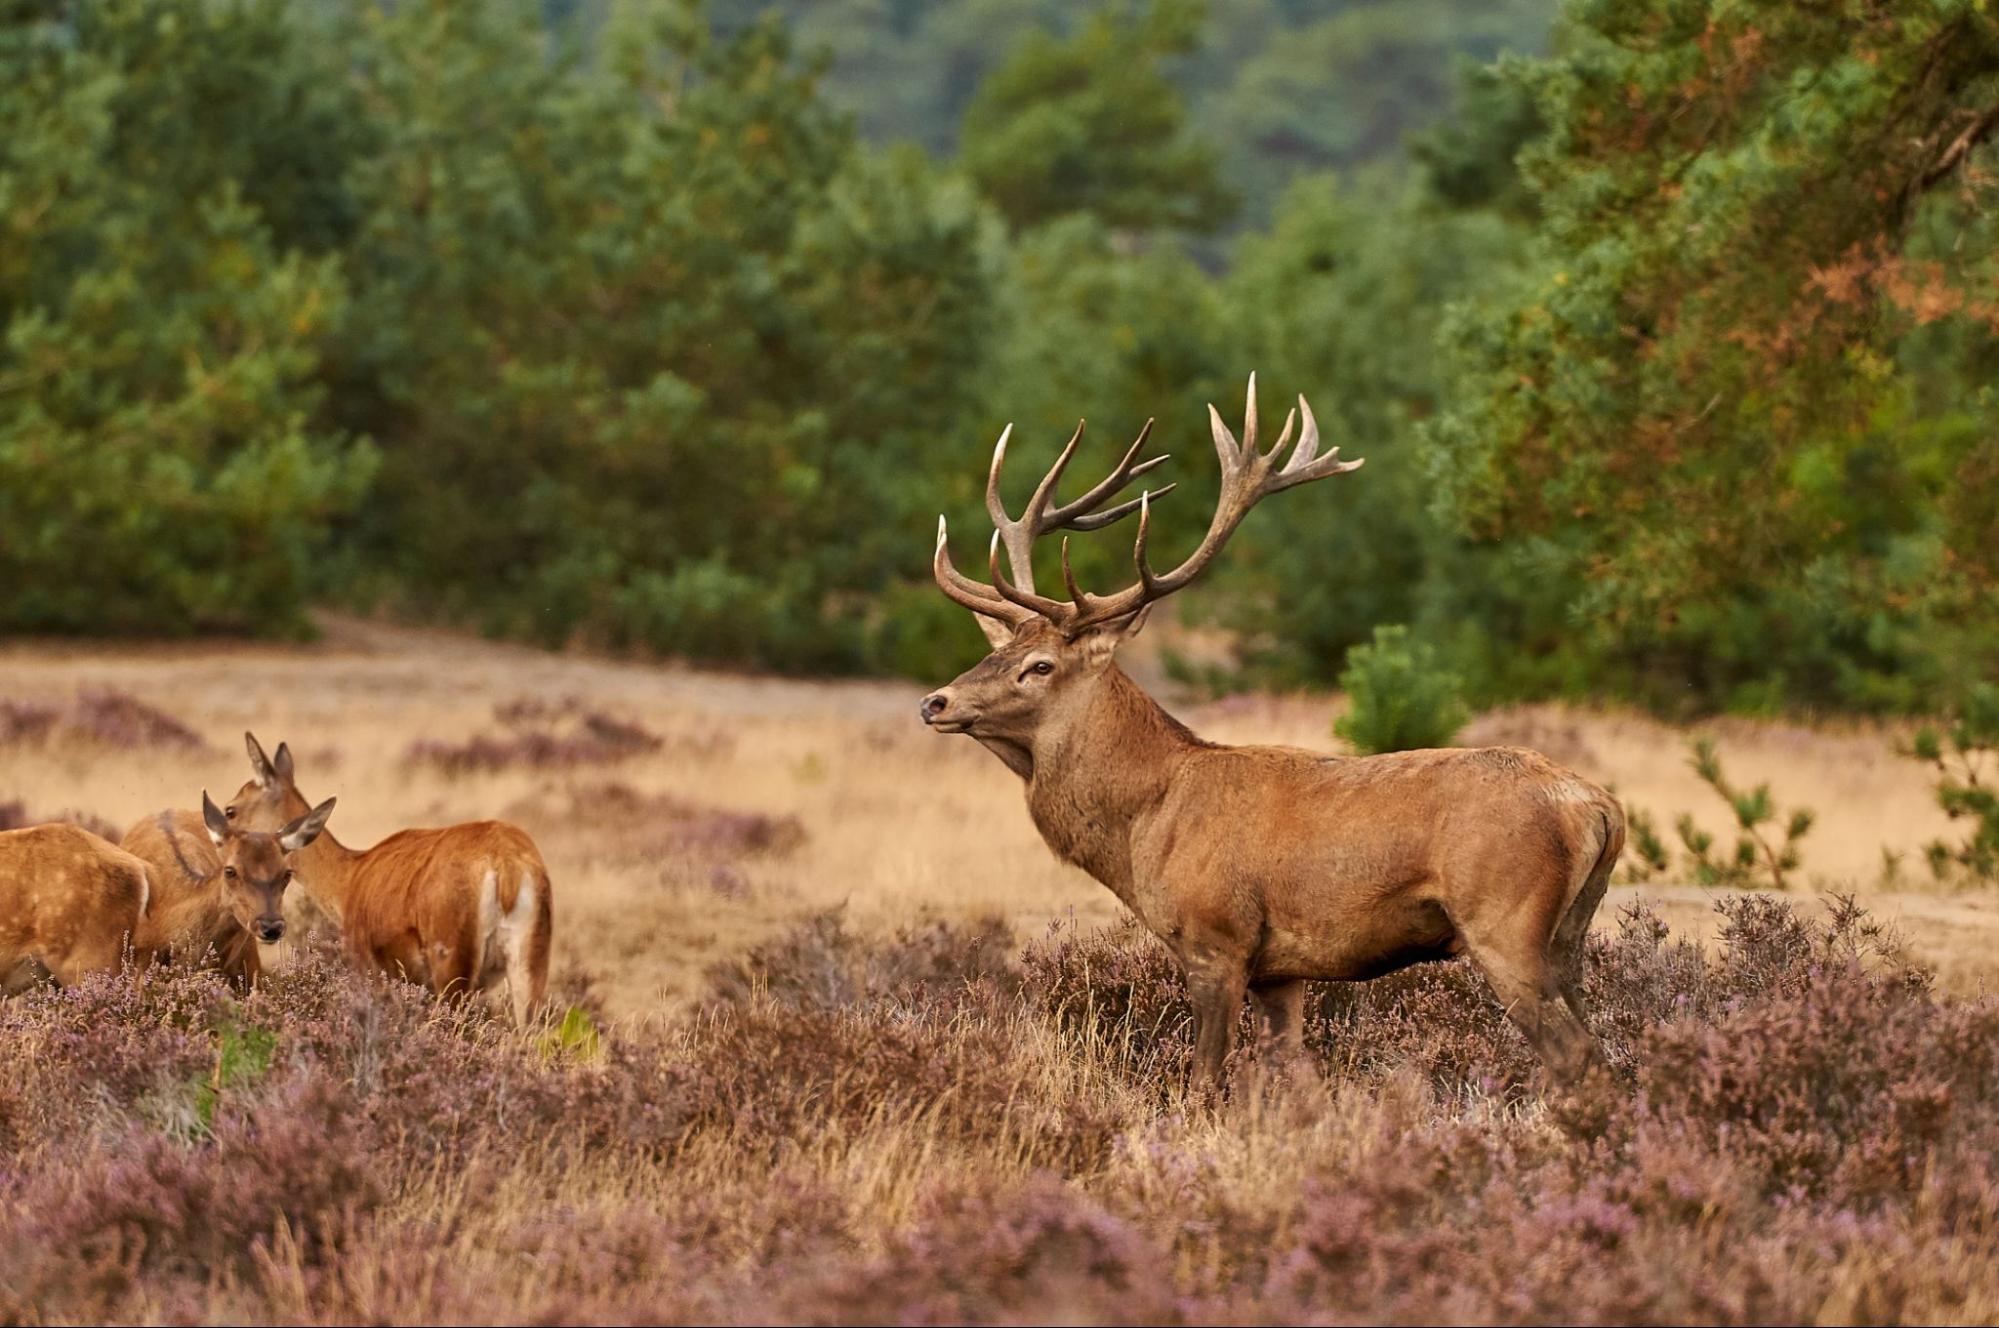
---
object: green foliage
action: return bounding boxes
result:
[1677,737,1814,891]
[1428,1,1999,711]
[1620,805,1671,884]
[1332,625,1467,755]
[0,0,376,635]
[191,1016,277,1134]
[960,0,1234,234]
[1910,684,1999,884]
[534,1006,606,1064]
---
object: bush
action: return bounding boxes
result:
[2,899,1999,1321]
[1333,624,1468,754]
[1912,682,1999,884]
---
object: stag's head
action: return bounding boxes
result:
[922,375,1361,763]
[199,783,334,944]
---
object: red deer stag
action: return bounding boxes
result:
[1,822,152,991]
[120,773,337,984]
[226,734,552,1026]
[923,376,1624,1089]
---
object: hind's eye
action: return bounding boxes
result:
[224,806,237,819]
[223,866,237,879]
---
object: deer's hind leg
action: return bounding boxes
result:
[1457,929,1600,1087]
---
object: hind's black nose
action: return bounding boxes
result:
[258,920,286,944]
[921,693,949,722]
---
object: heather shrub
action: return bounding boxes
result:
[0,687,207,751]
[708,909,1017,1010]
[404,697,666,774]
[4,895,1999,1323]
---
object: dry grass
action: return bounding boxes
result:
[1,616,1989,1013]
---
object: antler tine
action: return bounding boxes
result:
[988,531,1070,619]
[1043,419,1169,530]
[1019,420,1086,530]
[1060,537,1086,604]
[1065,480,1177,531]
[933,516,1031,625]
[983,424,1015,530]
[1273,394,1364,489]
[1062,378,1364,634]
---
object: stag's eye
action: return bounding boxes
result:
[1033,661,1054,674]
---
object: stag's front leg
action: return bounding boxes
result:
[1250,979,1307,1070]
[1182,953,1248,1097]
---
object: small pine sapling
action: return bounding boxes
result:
[1909,683,1999,885]
[1676,736,1814,890]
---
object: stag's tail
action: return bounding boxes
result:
[1552,797,1624,1003]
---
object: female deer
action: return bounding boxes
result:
[120,781,337,983]
[922,376,1624,1090]
[224,734,552,1025]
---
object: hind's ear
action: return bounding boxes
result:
[272,741,294,784]
[278,796,335,855]
[245,732,278,788]
[201,791,231,849]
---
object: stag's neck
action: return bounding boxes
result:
[292,828,366,926]
[1023,665,1201,897]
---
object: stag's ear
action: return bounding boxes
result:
[1076,606,1151,668]
[278,797,336,855]
[245,732,279,789]
[201,791,231,849]
[272,741,294,784]
[973,613,1013,649]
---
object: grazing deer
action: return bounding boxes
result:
[225,734,552,1026]
[0,822,152,991]
[120,781,337,984]
[923,376,1624,1090]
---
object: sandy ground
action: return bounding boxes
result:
[2,615,1992,1017]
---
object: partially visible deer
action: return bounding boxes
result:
[224,734,552,1026]
[120,776,337,984]
[923,376,1624,1090]
[1,822,152,991]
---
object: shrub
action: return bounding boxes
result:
[1333,625,1468,755]
[1675,736,1815,889]
[1911,682,1999,883]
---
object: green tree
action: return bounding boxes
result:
[960,0,1235,234]
[1429,1,1999,712]
[0,0,374,635]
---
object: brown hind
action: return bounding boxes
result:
[225,734,552,1025]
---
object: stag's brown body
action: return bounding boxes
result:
[923,377,1624,1087]
[227,736,552,1025]
[0,823,151,990]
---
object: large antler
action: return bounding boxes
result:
[934,417,1173,627]
[934,374,1362,635]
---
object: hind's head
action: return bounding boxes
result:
[199,788,333,944]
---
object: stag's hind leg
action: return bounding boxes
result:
[1459,934,1600,1087]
